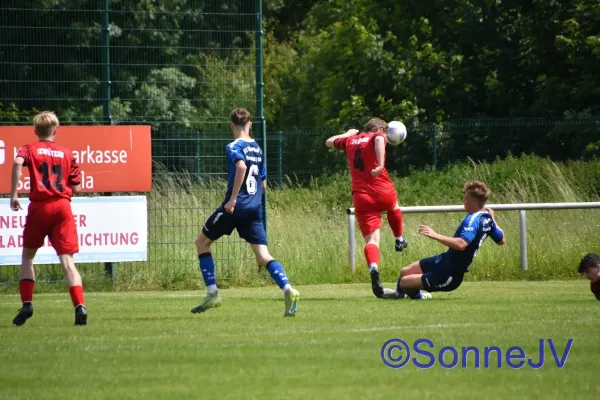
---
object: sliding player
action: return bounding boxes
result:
[577,253,600,300]
[191,108,300,317]
[10,111,87,326]
[325,118,407,298]
[385,181,506,300]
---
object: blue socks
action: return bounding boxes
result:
[396,278,405,297]
[266,260,290,289]
[198,253,216,287]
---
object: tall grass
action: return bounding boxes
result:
[267,154,600,286]
[3,154,599,292]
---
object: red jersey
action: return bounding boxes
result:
[334,131,395,196]
[16,140,81,202]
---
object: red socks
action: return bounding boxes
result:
[69,285,85,308]
[364,244,380,267]
[19,279,35,303]
[19,280,84,308]
[387,208,403,237]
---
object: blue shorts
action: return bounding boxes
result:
[419,254,464,292]
[202,207,267,245]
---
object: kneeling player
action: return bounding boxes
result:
[385,181,506,300]
[191,108,300,317]
[577,253,600,300]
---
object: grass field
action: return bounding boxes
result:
[1,282,599,400]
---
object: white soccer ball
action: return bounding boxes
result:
[387,121,407,146]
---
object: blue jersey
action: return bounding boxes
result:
[445,211,504,272]
[223,138,266,213]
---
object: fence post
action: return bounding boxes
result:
[432,124,437,169]
[101,0,115,280]
[519,210,528,270]
[277,131,283,185]
[255,0,267,232]
[347,208,356,273]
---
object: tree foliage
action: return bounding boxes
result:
[1,0,599,175]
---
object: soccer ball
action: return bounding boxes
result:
[387,121,407,146]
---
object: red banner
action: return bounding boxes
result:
[0,125,152,193]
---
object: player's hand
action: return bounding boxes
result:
[371,166,383,177]
[419,225,438,239]
[10,197,22,211]
[485,207,496,219]
[345,129,359,136]
[224,199,236,214]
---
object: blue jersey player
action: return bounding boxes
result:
[385,181,506,300]
[191,108,300,317]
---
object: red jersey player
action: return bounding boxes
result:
[326,118,407,298]
[9,111,87,326]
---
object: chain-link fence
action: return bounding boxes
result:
[0,1,264,287]
[1,2,599,287]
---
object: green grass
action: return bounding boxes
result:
[1,282,599,399]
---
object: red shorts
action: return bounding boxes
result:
[353,191,398,237]
[23,199,79,255]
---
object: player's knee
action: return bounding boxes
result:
[256,253,273,266]
[195,235,211,252]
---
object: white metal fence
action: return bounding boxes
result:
[346,202,600,273]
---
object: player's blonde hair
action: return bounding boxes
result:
[464,181,491,207]
[364,118,388,134]
[33,111,60,138]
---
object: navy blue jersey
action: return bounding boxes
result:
[223,138,266,213]
[445,211,504,271]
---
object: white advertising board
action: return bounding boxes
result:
[0,196,147,265]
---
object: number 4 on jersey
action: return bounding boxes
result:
[353,149,365,171]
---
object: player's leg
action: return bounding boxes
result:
[363,229,386,298]
[191,208,232,313]
[251,244,299,317]
[12,247,38,326]
[51,200,87,325]
[386,198,407,252]
[396,255,444,300]
[57,254,87,325]
[239,214,299,317]
[398,273,430,300]
[13,203,48,326]
[354,193,386,298]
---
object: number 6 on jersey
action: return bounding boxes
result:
[246,164,259,195]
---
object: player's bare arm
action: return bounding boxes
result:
[419,225,468,251]
[10,156,25,211]
[224,159,247,214]
[325,129,359,148]
[371,136,386,177]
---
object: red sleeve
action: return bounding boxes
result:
[16,145,30,166]
[68,152,81,186]
[333,137,348,150]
